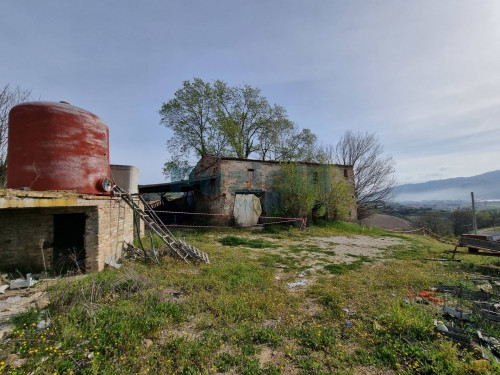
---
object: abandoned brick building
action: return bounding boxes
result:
[0,101,138,273]
[140,155,357,226]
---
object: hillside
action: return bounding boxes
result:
[359,213,414,230]
[1,224,498,373]
[393,170,500,202]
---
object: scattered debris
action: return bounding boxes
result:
[434,320,448,333]
[286,280,307,288]
[9,278,29,289]
[433,321,472,347]
[476,264,500,277]
[478,283,493,293]
[474,302,500,324]
[478,331,500,360]
[443,305,471,321]
[124,241,143,260]
[415,296,427,304]
[115,186,210,264]
[436,285,491,301]
[105,255,122,269]
[0,295,22,308]
[37,318,51,330]
[9,273,39,289]
[427,273,500,363]
[418,291,443,304]
[343,308,355,318]
[424,258,461,262]
[0,325,14,341]
[0,284,8,294]
[0,291,48,329]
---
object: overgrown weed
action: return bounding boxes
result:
[219,235,278,248]
[2,223,500,374]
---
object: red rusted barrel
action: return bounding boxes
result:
[7,101,111,194]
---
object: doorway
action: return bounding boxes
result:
[53,213,86,273]
[233,193,262,227]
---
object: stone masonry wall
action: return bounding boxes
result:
[0,190,135,272]
[93,197,135,271]
[190,156,357,222]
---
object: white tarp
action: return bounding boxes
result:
[233,194,262,227]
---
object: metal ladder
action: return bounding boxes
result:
[113,185,210,264]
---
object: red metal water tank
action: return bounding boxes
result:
[7,101,111,194]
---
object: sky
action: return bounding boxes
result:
[1,0,500,185]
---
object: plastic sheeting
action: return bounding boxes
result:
[233,194,262,227]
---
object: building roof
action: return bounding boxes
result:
[138,175,217,193]
[199,155,353,168]
[138,180,192,194]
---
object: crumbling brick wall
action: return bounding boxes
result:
[0,190,135,272]
[189,156,357,222]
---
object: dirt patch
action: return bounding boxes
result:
[258,345,273,367]
[242,235,406,275]
[159,324,200,342]
[353,365,395,374]
[157,286,188,303]
[180,268,202,275]
[312,235,405,263]
[0,287,50,323]
[298,297,322,318]
[0,287,50,342]
[256,344,298,374]
[0,276,89,342]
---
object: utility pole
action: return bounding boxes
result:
[471,192,477,235]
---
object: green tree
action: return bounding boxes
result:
[318,166,356,220]
[212,80,295,159]
[476,210,497,229]
[159,79,226,179]
[274,162,355,220]
[414,212,453,236]
[274,162,317,218]
[159,78,317,179]
[260,127,320,162]
[449,208,473,236]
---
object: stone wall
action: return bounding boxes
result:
[92,197,135,271]
[0,190,135,272]
[190,156,357,222]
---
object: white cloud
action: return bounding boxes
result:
[2,1,500,184]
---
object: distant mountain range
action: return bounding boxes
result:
[392,170,500,202]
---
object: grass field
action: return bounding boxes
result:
[1,222,499,374]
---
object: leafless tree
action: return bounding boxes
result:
[0,84,31,187]
[329,131,396,217]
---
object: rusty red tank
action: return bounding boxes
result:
[7,101,111,194]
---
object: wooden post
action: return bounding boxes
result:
[471,192,477,235]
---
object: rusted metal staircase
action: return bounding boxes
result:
[113,185,209,264]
